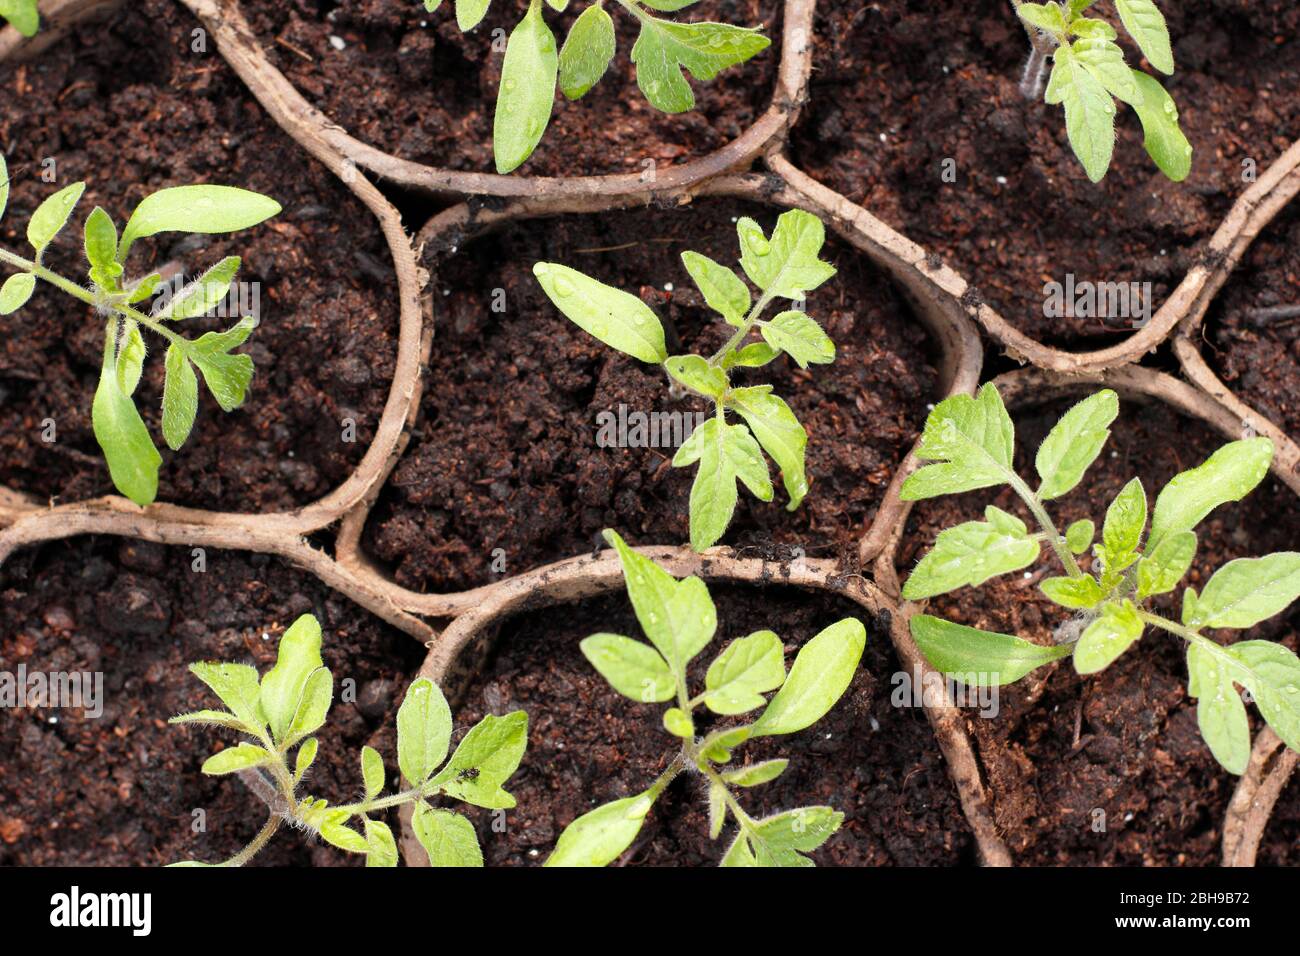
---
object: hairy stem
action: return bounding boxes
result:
[1009,0,1057,100]
[1007,472,1085,578]
[217,814,282,868]
[708,288,776,366]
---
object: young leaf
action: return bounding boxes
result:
[187,662,264,733]
[1046,44,1115,183]
[295,737,319,782]
[533,263,667,363]
[673,417,772,551]
[318,814,370,855]
[161,343,199,451]
[726,385,808,509]
[396,677,453,786]
[722,341,778,370]
[169,709,249,732]
[83,206,120,282]
[664,354,727,399]
[1136,530,1196,598]
[1128,70,1191,181]
[1034,389,1118,500]
[1148,438,1273,552]
[1066,518,1095,554]
[0,0,39,36]
[900,383,1014,500]
[92,334,161,506]
[494,1,558,174]
[759,311,835,368]
[432,711,529,808]
[631,17,769,113]
[1102,477,1147,556]
[559,2,615,99]
[1015,2,1065,33]
[412,803,483,867]
[0,153,7,219]
[360,745,385,800]
[455,0,490,31]
[27,182,86,256]
[750,618,864,737]
[704,629,786,715]
[545,792,654,867]
[0,272,35,314]
[116,321,145,395]
[189,317,256,411]
[663,707,693,737]
[1183,553,1300,630]
[118,185,281,260]
[735,210,836,300]
[681,249,749,325]
[722,759,788,788]
[1074,600,1143,674]
[1114,0,1174,74]
[1224,641,1300,756]
[902,506,1040,600]
[1187,642,1250,775]
[364,818,399,868]
[1040,574,1106,609]
[749,806,843,866]
[286,667,332,743]
[157,256,240,321]
[1072,37,1139,104]
[720,832,759,867]
[707,782,727,839]
[256,613,323,743]
[910,614,1070,686]
[201,742,273,775]
[580,633,675,703]
[1071,17,1116,40]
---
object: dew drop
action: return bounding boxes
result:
[553,275,575,298]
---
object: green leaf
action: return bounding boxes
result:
[360,745,385,800]
[0,0,39,35]
[1071,17,1117,40]
[704,629,786,715]
[722,759,787,788]
[118,185,281,260]
[1016,2,1065,34]
[0,272,35,315]
[720,832,759,866]
[910,614,1071,686]
[640,0,702,9]
[1072,37,1139,104]
[432,711,529,809]
[1102,477,1147,556]
[1148,438,1273,552]
[364,818,399,868]
[681,249,749,325]
[1035,389,1118,500]
[722,341,778,370]
[158,256,240,321]
[1074,600,1144,674]
[559,2,615,99]
[664,354,727,398]
[750,618,864,736]
[423,0,443,10]
[455,0,490,31]
[294,737,318,782]
[92,332,161,506]
[546,792,656,867]
[749,806,843,866]
[0,153,7,220]
[726,385,808,509]
[1184,553,1300,630]
[494,2,558,173]
[902,506,1040,600]
[900,383,1015,500]
[396,677,453,786]
[27,182,86,256]
[257,614,323,744]
[319,814,370,855]
[286,667,332,743]
[189,317,256,411]
[631,16,769,113]
[1187,642,1250,775]
[116,321,145,396]
[1114,0,1174,74]
[1224,641,1300,756]
[759,311,835,369]
[126,272,162,304]
[201,742,273,775]
[580,633,675,703]
[83,206,120,282]
[735,210,836,300]
[168,709,248,732]
[1137,530,1196,597]
[1128,70,1192,181]
[603,529,717,670]
[673,417,772,551]
[707,782,726,838]
[533,262,666,363]
[412,803,483,867]
[1046,44,1115,183]
[663,706,694,737]
[1040,574,1106,609]
[161,343,199,451]
[187,662,264,733]
[1066,518,1095,554]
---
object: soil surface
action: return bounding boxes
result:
[0,539,424,866]
[791,0,1300,347]
[442,584,974,866]
[900,397,1300,865]
[240,0,780,178]
[0,0,397,511]
[363,199,939,593]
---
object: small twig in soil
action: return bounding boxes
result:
[1245,304,1300,327]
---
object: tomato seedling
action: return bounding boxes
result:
[419,0,770,173]
[535,208,838,551]
[0,0,38,36]
[169,614,529,866]
[1011,0,1191,181]
[0,155,281,505]
[546,530,865,866]
[902,384,1300,775]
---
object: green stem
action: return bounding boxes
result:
[1136,609,1204,645]
[218,814,282,868]
[1008,472,1084,578]
[708,289,776,366]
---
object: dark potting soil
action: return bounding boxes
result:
[0,538,425,866]
[440,584,974,866]
[239,0,781,178]
[1207,198,1300,443]
[0,0,397,511]
[899,397,1300,865]
[790,0,1300,347]
[363,199,939,593]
